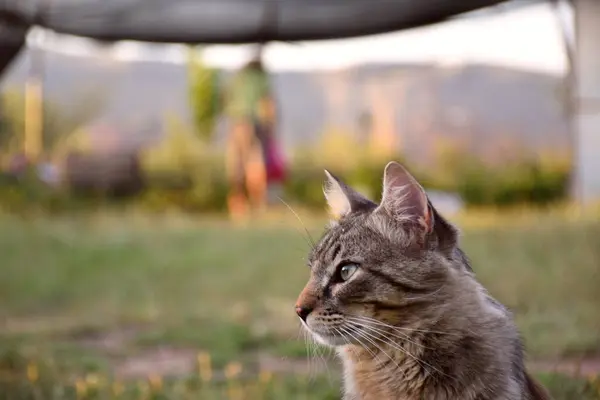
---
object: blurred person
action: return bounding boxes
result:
[223,44,283,220]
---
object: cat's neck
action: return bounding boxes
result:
[338,328,451,400]
[339,340,425,400]
[338,295,518,400]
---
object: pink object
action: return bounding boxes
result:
[265,137,286,183]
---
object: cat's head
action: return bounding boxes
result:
[295,161,462,347]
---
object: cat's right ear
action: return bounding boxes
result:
[377,161,458,251]
[323,170,375,221]
[377,161,432,231]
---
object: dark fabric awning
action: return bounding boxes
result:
[2,0,520,44]
[0,12,27,76]
[1,0,546,77]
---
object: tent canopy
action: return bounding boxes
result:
[2,0,520,44]
[0,0,530,76]
[5,0,563,81]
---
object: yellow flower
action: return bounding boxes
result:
[26,362,38,383]
[227,385,244,400]
[258,370,272,384]
[138,380,150,400]
[85,373,100,387]
[148,374,163,391]
[111,381,125,396]
[197,352,213,382]
[75,379,87,399]
[224,362,242,380]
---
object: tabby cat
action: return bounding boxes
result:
[295,162,550,400]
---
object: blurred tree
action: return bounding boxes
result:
[0,90,25,151]
[0,88,107,155]
[187,46,220,142]
[141,113,206,178]
[52,127,92,160]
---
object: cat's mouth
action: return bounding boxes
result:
[301,320,349,347]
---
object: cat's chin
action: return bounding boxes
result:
[312,332,348,347]
[303,326,348,347]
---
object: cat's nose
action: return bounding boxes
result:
[295,305,313,321]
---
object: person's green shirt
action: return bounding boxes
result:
[224,66,270,120]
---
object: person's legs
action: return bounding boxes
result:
[225,120,252,221]
[245,142,267,213]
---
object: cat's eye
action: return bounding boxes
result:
[339,264,358,281]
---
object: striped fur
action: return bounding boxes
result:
[295,162,549,400]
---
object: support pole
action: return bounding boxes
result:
[573,0,600,205]
[24,66,43,161]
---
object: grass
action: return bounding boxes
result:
[0,209,599,398]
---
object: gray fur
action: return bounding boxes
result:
[295,162,549,400]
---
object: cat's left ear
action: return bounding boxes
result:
[323,170,376,221]
[377,161,432,232]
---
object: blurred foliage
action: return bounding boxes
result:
[285,128,411,206]
[187,47,220,142]
[0,167,87,215]
[0,115,228,214]
[0,88,107,154]
[52,127,94,160]
[138,114,228,213]
[0,350,341,400]
[0,116,572,214]
[283,129,571,209]
[537,372,600,400]
[0,350,597,400]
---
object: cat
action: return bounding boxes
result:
[295,161,550,400]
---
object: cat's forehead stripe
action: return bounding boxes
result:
[313,225,349,266]
[314,228,338,259]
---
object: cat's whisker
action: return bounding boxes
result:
[313,337,333,383]
[345,323,402,372]
[349,315,456,336]
[308,336,319,381]
[353,324,433,378]
[302,328,316,379]
[403,285,446,302]
[333,327,350,346]
[353,323,457,383]
[347,318,436,351]
[339,325,377,360]
[337,327,365,370]
[354,314,478,339]
[349,318,414,345]
[294,321,305,341]
[339,326,383,372]
[356,322,461,383]
[278,196,316,249]
[310,336,324,382]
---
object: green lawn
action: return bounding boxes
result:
[0,210,599,399]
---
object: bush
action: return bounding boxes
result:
[1,88,107,154]
[0,167,91,215]
[139,155,229,214]
[282,137,571,210]
[282,154,411,208]
[0,119,571,215]
[137,119,229,213]
[0,115,230,215]
[187,47,220,142]
[283,165,327,209]
[449,158,570,208]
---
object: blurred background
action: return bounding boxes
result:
[0,0,599,398]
